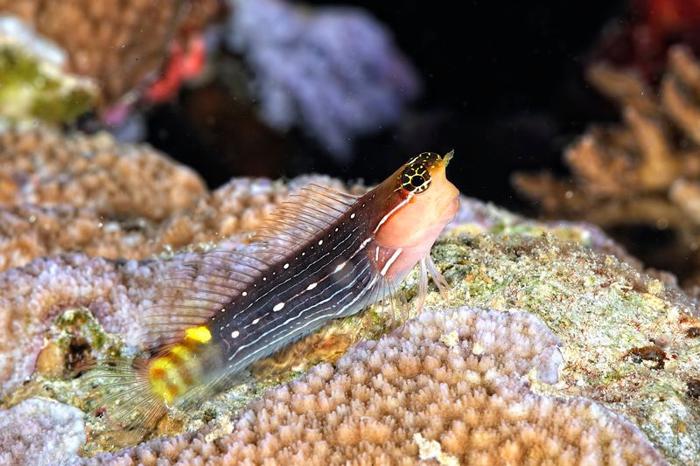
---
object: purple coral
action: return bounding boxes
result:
[227,0,421,159]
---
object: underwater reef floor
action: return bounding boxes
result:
[0,126,698,464]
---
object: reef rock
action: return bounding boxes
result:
[0,126,698,464]
[83,308,666,465]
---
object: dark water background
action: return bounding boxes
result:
[148,0,625,210]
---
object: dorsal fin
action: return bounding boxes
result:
[144,244,268,349]
[249,183,359,255]
[143,184,358,350]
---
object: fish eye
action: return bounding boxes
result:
[400,164,431,194]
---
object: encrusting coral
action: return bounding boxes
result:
[82,308,665,466]
[1,198,698,464]
[514,45,700,287]
[0,175,362,273]
[0,125,205,220]
[0,124,366,273]
[0,398,85,466]
[0,126,698,464]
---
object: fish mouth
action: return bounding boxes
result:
[427,150,454,176]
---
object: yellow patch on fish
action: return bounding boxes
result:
[184,325,212,344]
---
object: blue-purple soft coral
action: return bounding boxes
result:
[226,0,421,159]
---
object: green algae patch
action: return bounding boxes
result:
[0,47,96,124]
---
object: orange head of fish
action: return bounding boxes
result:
[372,151,460,278]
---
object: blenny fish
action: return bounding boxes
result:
[97,151,459,429]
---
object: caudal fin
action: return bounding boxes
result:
[83,359,167,433]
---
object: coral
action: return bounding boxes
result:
[0,16,97,123]
[0,129,697,463]
[1,196,698,463]
[0,175,363,273]
[0,124,206,220]
[0,398,85,466]
[85,308,665,466]
[0,1,219,106]
[514,45,700,286]
[226,0,420,159]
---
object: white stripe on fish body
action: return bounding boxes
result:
[380,248,403,276]
[229,267,379,374]
[227,260,374,369]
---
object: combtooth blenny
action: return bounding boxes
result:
[94,151,460,429]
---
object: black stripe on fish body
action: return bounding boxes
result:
[209,200,380,375]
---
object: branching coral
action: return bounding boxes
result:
[85,308,665,466]
[514,45,700,286]
[226,0,421,159]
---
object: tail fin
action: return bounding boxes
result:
[83,358,167,434]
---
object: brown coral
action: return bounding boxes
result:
[0,0,219,105]
[0,124,206,220]
[0,175,362,274]
[87,308,665,465]
[0,123,370,273]
[514,45,700,286]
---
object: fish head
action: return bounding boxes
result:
[374,151,460,254]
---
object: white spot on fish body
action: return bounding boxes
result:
[318,240,323,245]
[273,302,285,312]
[350,213,356,219]
[307,282,318,290]
[242,291,247,296]
[253,318,260,324]
[284,263,289,269]
[231,330,240,338]
[334,262,347,273]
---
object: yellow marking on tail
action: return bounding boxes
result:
[170,344,193,361]
[148,347,191,405]
[147,326,211,406]
[185,325,212,344]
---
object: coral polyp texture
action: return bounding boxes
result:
[0,398,85,466]
[85,308,665,466]
[0,124,365,273]
[0,127,698,464]
[226,0,421,158]
[514,45,700,287]
[0,125,205,219]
